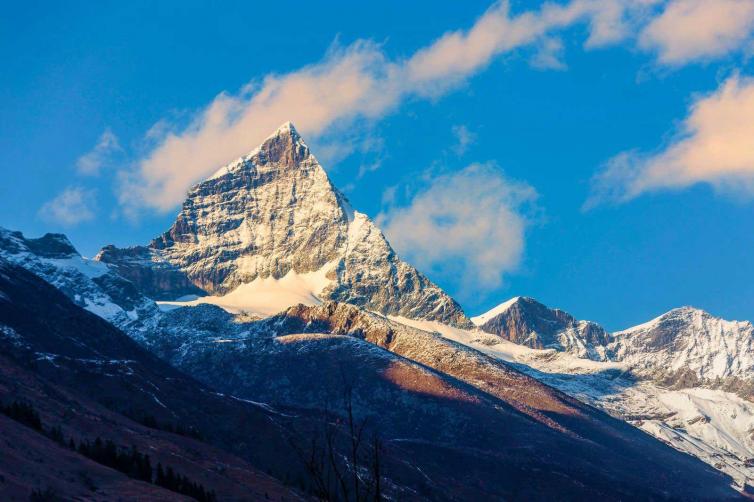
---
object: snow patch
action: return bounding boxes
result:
[157,262,335,317]
[470,297,521,326]
[41,256,109,279]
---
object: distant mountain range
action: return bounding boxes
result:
[0,123,749,499]
[475,296,754,400]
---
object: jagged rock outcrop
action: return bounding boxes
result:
[474,296,610,358]
[97,122,470,327]
[95,245,203,301]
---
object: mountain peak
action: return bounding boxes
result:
[206,121,309,182]
[666,305,710,317]
[275,120,298,135]
[256,120,309,167]
[472,296,563,326]
[99,124,469,326]
[0,227,79,259]
[471,296,522,325]
[475,295,610,356]
[100,122,470,327]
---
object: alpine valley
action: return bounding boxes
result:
[1,123,751,500]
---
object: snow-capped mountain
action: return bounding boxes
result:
[0,227,158,335]
[96,122,469,327]
[472,296,754,488]
[472,296,610,359]
[441,321,754,490]
[610,307,754,397]
[476,297,754,398]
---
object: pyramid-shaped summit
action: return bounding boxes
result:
[98,122,470,327]
[257,121,309,166]
[207,121,309,180]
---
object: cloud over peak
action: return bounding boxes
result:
[379,163,537,297]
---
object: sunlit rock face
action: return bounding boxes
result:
[474,296,611,358]
[97,122,470,327]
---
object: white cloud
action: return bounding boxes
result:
[451,125,477,155]
[39,187,97,226]
[357,160,382,178]
[530,37,568,70]
[76,129,121,175]
[587,74,754,206]
[378,164,537,295]
[121,0,650,214]
[639,0,754,65]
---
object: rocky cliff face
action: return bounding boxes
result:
[94,245,203,301]
[151,122,350,293]
[97,122,469,327]
[474,296,610,358]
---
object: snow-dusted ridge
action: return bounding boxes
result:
[0,227,159,335]
[610,306,754,387]
[475,297,754,397]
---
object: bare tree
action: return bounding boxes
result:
[290,383,383,501]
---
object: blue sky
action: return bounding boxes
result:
[2,0,754,330]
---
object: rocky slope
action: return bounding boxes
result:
[0,259,303,500]
[97,122,469,327]
[137,299,741,499]
[0,227,159,337]
[4,250,741,499]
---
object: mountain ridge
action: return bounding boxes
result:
[475,296,754,399]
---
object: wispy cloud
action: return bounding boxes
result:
[639,0,754,65]
[76,129,121,176]
[38,186,97,226]
[530,37,568,70]
[378,163,537,296]
[120,0,651,214]
[587,74,754,206]
[451,125,477,155]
